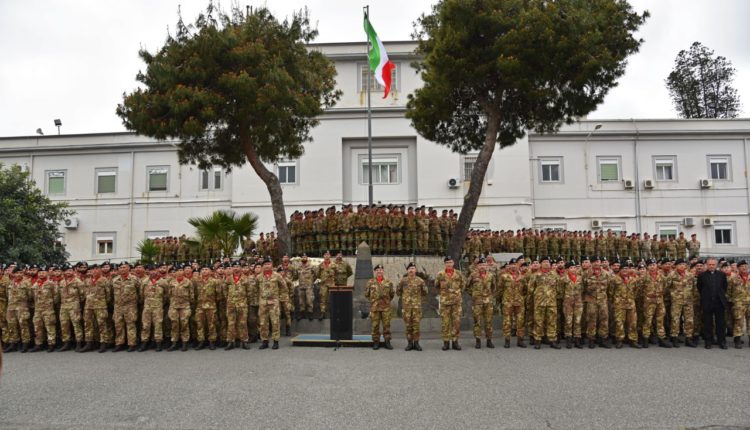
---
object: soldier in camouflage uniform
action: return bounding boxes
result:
[728,260,750,348]
[316,251,335,319]
[4,269,33,352]
[610,263,641,348]
[582,258,612,348]
[296,255,316,321]
[111,263,140,352]
[388,206,404,254]
[416,207,430,254]
[498,260,527,348]
[225,264,250,350]
[529,257,561,349]
[558,261,584,348]
[637,259,672,348]
[667,259,697,347]
[82,266,112,353]
[139,268,165,351]
[435,256,466,350]
[30,268,57,352]
[468,258,496,348]
[365,264,395,349]
[333,253,353,288]
[257,258,285,349]
[58,266,84,352]
[167,266,194,351]
[278,255,296,336]
[396,262,427,351]
[688,234,701,259]
[194,267,219,350]
[340,206,353,254]
[0,267,9,347]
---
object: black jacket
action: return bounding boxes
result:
[697,270,728,309]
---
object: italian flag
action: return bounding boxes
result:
[363,14,395,99]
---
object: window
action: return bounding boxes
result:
[147,166,169,192]
[94,233,116,256]
[708,156,730,180]
[539,158,562,183]
[470,223,490,230]
[200,167,223,190]
[95,168,117,194]
[654,156,675,181]
[360,156,399,185]
[277,160,298,185]
[46,170,66,195]
[463,155,477,181]
[657,223,679,240]
[602,223,625,232]
[597,157,620,182]
[359,63,399,93]
[714,223,734,245]
[145,231,169,240]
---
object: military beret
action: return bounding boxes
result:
[675,259,686,265]
[539,256,550,262]
[262,257,273,264]
[720,261,730,268]
[738,260,748,267]
[521,262,530,267]
[691,233,697,237]
[232,261,241,267]
[443,256,453,262]
[509,258,517,264]
[556,257,565,263]
[406,262,416,269]
[478,257,486,264]
[374,264,384,271]
[323,250,331,255]
[565,261,576,269]
[646,259,657,265]
[591,256,601,262]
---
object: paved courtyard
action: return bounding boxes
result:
[1,334,750,429]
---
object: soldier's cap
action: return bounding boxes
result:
[697,259,706,264]
[556,257,565,263]
[675,259,686,265]
[591,256,601,262]
[602,257,609,262]
[646,259,657,266]
[518,254,525,259]
[478,257,486,264]
[324,250,331,256]
[521,262,530,267]
[624,262,635,268]
[276,266,284,273]
[29,264,39,269]
[101,261,111,267]
[301,253,308,258]
[406,262,416,270]
[659,258,669,264]
[120,261,131,267]
[721,261,730,268]
[565,261,576,269]
[691,233,697,237]
[374,264,384,271]
[738,260,748,267]
[443,256,453,262]
[611,260,621,266]
[729,259,736,265]
[509,258,517,264]
[262,257,273,264]
[538,256,551,263]
[232,261,241,267]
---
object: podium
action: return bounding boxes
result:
[329,285,353,341]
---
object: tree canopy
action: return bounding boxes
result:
[406,0,648,260]
[188,210,258,258]
[666,41,741,119]
[0,164,71,264]
[116,3,340,255]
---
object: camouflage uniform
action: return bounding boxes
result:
[140,278,165,343]
[396,275,427,341]
[84,276,111,344]
[6,278,33,345]
[498,272,526,340]
[416,213,430,254]
[388,210,404,254]
[559,273,583,339]
[610,275,637,342]
[638,272,668,340]
[365,277,395,343]
[296,263,316,315]
[688,239,701,259]
[667,271,695,339]
[225,276,249,343]
[333,259,353,288]
[258,271,285,341]
[247,274,260,340]
[530,271,559,341]
[468,271,495,340]
[435,270,466,342]
[728,274,750,338]
[0,274,8,345]
[112,275,139,347]
[33,279,58,346]
[316,261,335,315]
[58,277,84,343]
[582,271,610,339]
[340,211,353,253]
[195,277,219,342]
[168,278,194,343]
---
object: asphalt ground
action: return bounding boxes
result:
[1,334,749,430]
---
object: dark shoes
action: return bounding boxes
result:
[441,341,449,351]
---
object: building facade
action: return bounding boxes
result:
[1,41,748,261]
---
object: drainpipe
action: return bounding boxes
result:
[128,151,135,259]
[632,119,642,233]
[744,138,750,243]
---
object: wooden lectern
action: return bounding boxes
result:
[329,285,353,341]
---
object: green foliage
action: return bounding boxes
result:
[136,239,160,264]
[188,210,258,258]
[116,2,341,169]
[407,0,648,151]
[0,164,72,264]
[666,41,741,119]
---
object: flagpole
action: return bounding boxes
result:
[365,5,374,206]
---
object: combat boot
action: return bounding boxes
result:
[167,342,179,352]
[373,341,380,350]
[285,326,291,337]
[259,340,269,350]
[29,343,43,353]
[128,345,137,352]
[79,341,93,353]
[649,335,657,345]
[295,312,302,321]
[734,336,742,349]
[504,339,511,348]
[451,341,461,351]
[600,339,612,349]
[114,344,127,352]
[75,341,84,352]
[517,338,527,348]
[685,338,697,348]
[195,341,205,351]
[208,341,215,350]
[629,340,642,349]
[241,342,250,350]
[384,340,393,350]
[615,340,623,349]
[406,341,414,351]
[272,340,279,350]
[641,337,649,348]
[550,341,561,349]
[565,337,573,349]
[574,338,583,349]
[658,338,672,348]
[534,340,541,349]
[671,337,680,348]
[98,343,108,353]
[47,343,56,353]
[58,341,71,352]
[3,342,16,353]
[155,342,162,352]
[138,342,148,352]
[21,342,30,353]
[475,338,481,349]
[413,341,422,351]
[225,342,235,351]
[588,338,596,349]
[307,312,313,321]
[180,342,188,352]
[441,341,449,351]
[486,339,494,349]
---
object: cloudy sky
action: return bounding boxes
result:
[0,0,748,136]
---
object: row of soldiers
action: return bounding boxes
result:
[0,253,353,353]
[365,254,750,351]
[151,235,283,266]
[463,229,701,263]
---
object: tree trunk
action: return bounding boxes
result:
[241,141,291,257]
[447,110,500,262]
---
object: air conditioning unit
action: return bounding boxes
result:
[643,178,654,189]
[702,217,714,227]
[64,217,79,229]
[591,219,602,229]
[699,178,712,189]
[448,178,459,189]
[623,179,634,189]
[682,217,695,227]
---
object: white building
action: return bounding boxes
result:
[1,41,748,261]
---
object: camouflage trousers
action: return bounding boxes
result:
[533,305,558,340]
[217,301,227,343]
[84,308,111,343]
[296,287,314,313]
[402,306,422,341]
[141,307,164,342]
[114,306,139,346]
[319,285,330,314]
[248,305,259,339]
[417,231,429,253]
[563,299,583,338]
[226,303,248,342]
[585,301,609,339]
[440,303,461,342]
[502,302,525,338]
[259,302,281,341]
[671,302,695,338]
[371,309,392,342]
[613,307,637,342]
[167,307,191,343]
[404,231,416,254]
[732,303,750,337]
[472,302,494,339]
[642,301,666,339]
[388,231,402,254]
[59,306,83,343]
[6,306,31,343]
[280,300,293,328]
[33,310,57,345]
[0,302,7,344]
[195,307,217,342]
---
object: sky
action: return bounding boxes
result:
[0,0,748,137]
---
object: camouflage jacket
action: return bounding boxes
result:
[195,278,220,309]
[58,278,84,310]
[226,277,249,307]
[365,278,395,312]
[141,279,165,309]
[257,272,285,305]
[637,272,667,304]
[667,271,695,306]
[296,264,315,288]
[316,261,336,287]
[434,270,465,306]
[610,275,636,309]
[396,275,427,309]
[112,275,139,309]
[333,260,353,286]
[729,274,750,306]
[530,271,558,307]
[169,278,194,310]
[33,279,57,311]
[582,271,610,305]
[498,272,525,306]
[84,276,110,310]
[468,272,495,305]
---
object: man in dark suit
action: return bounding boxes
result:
[697,258,729,349]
